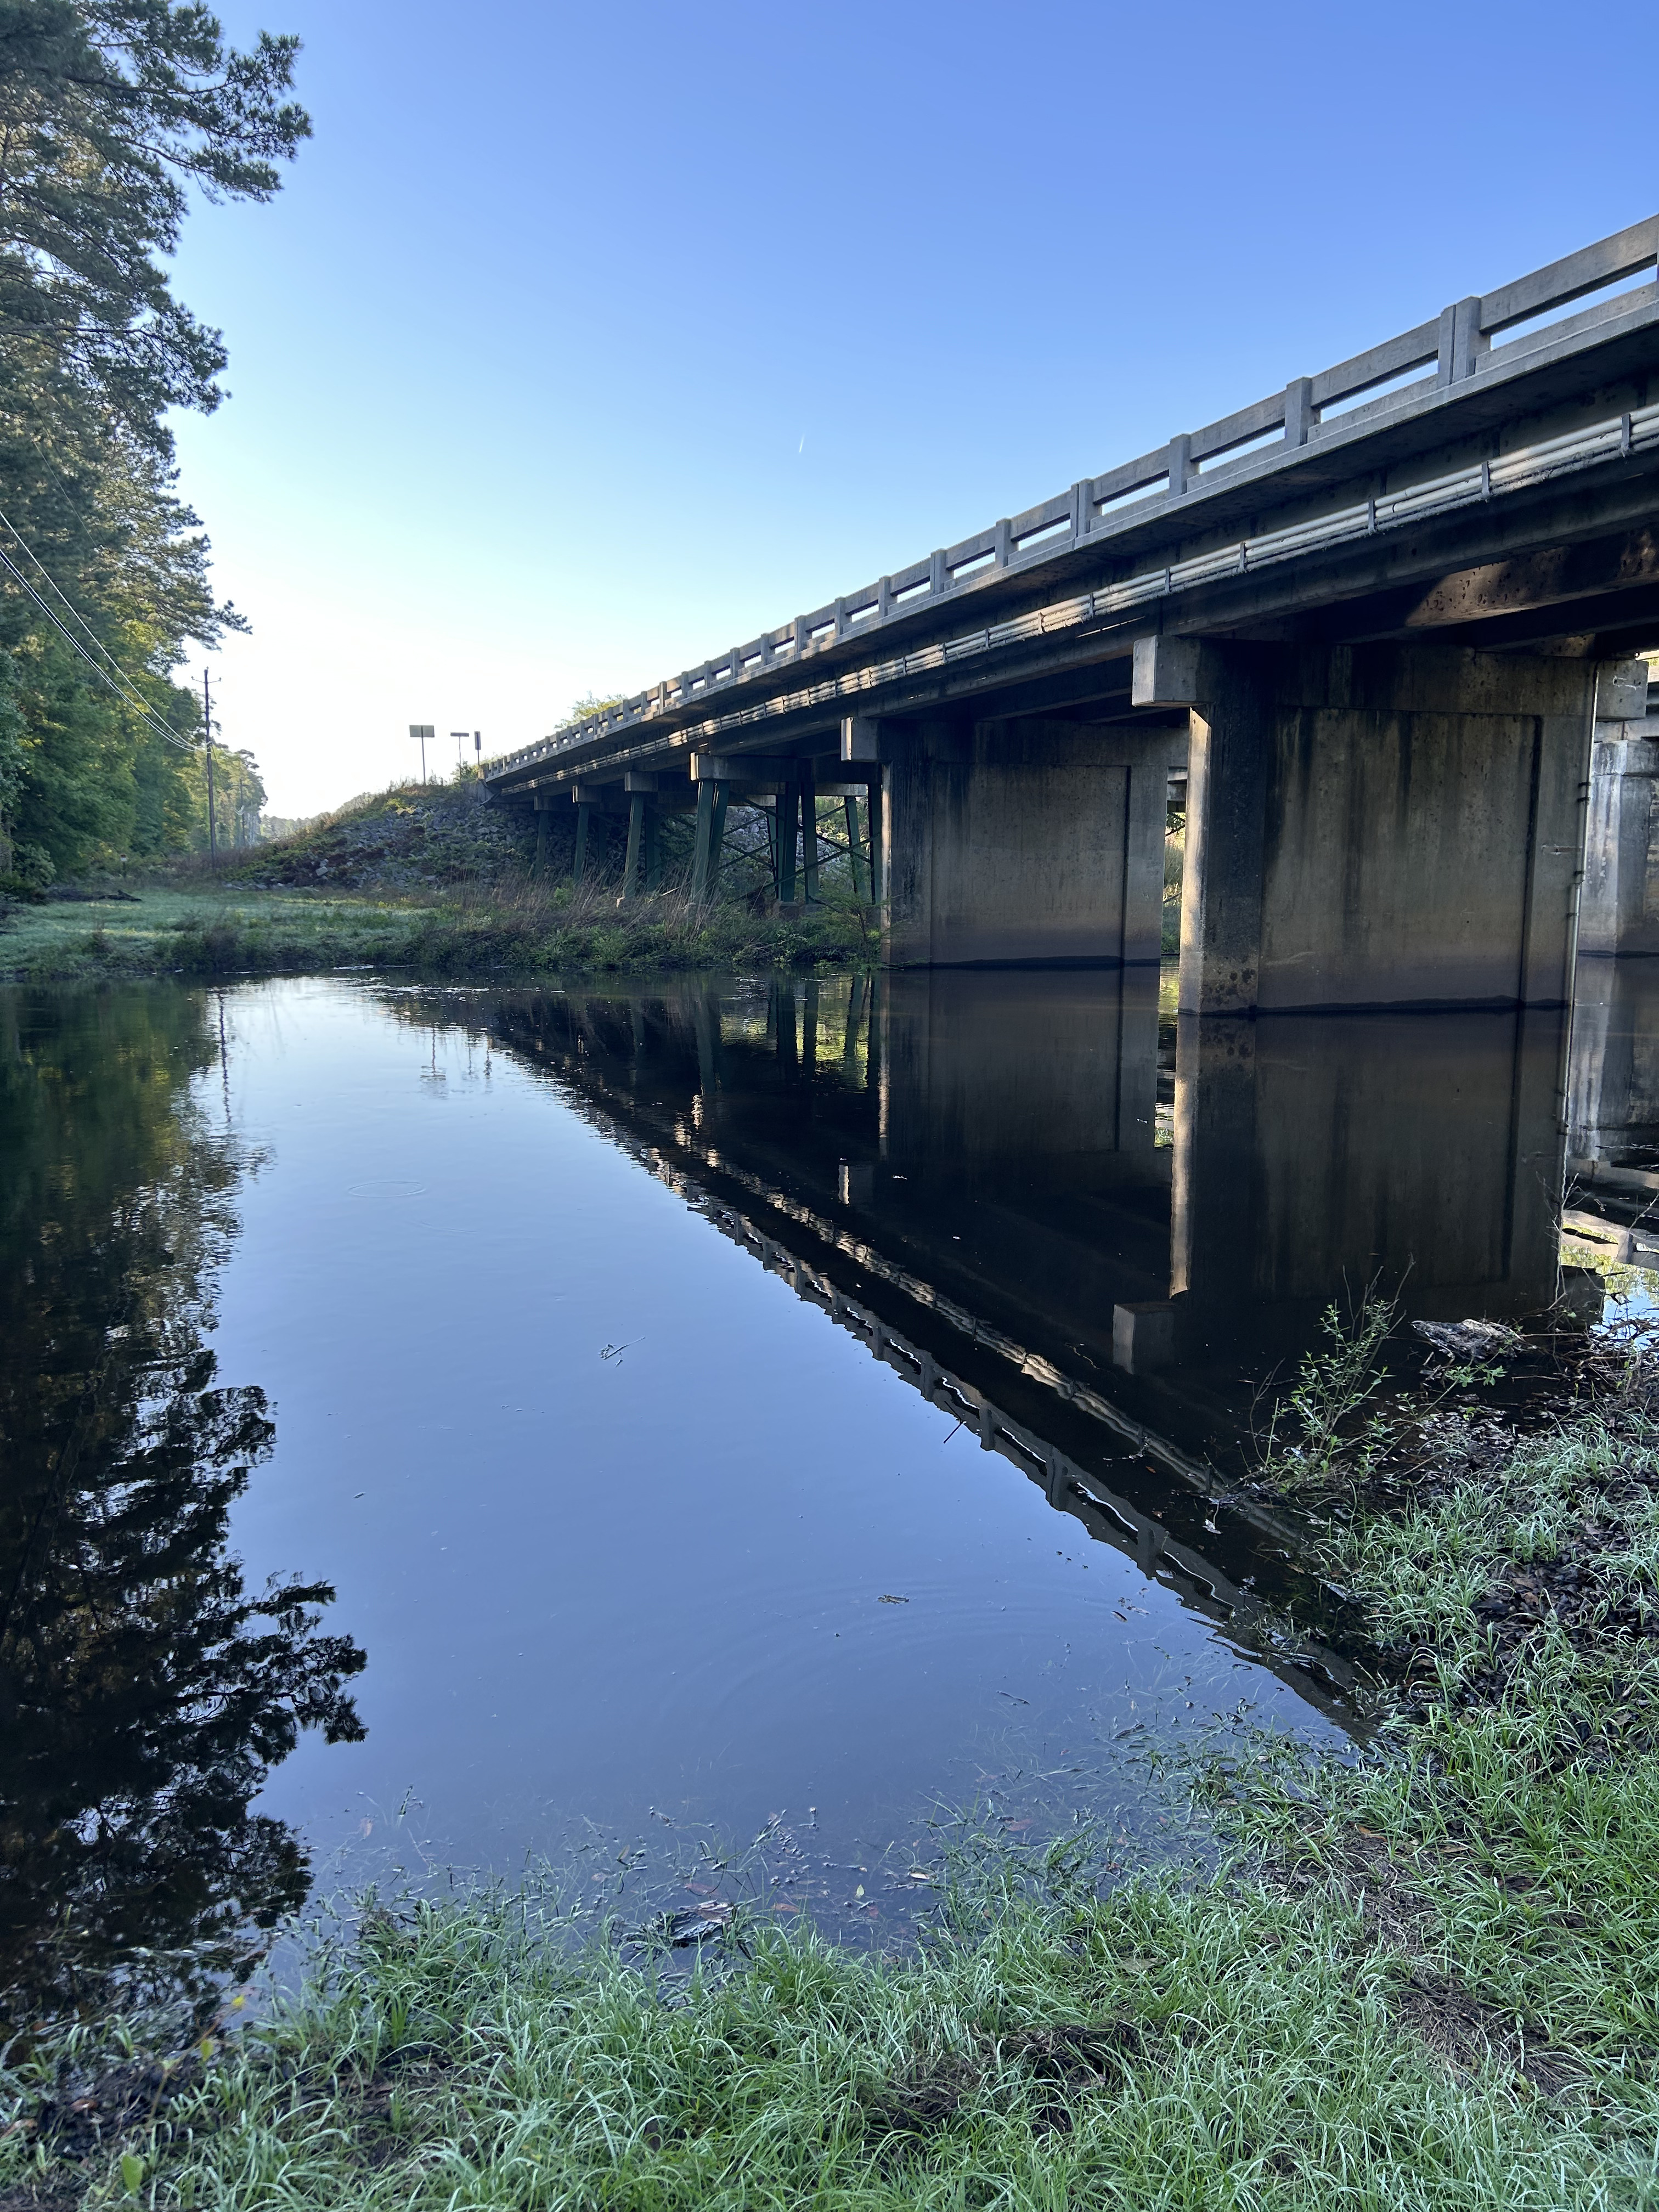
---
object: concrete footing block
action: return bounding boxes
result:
[1112,1300,1177,1373]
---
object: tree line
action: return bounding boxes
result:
[0,2,308,885]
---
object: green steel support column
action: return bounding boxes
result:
[644,799,661,894]
[573,801,591,884]
[623,791,645,899]
[690,779,715,899]
[707,783,729,898]
[777,776,798,903]
[843,793,868,900]
[800,764,819,901]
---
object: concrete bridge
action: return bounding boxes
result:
[488,215,1659,1008]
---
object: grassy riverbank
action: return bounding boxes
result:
[0,881,873,983]
[0,780,878,981]
[5,1340,1659,2205]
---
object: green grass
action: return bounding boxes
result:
[0,880,876,982]
[9,1380,1659,2205]
[0,887,434,979]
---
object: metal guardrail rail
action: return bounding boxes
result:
[490,215,1659,785]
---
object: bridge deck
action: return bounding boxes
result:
[488,215,1659,800]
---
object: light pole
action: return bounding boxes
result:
[409,723,434,782]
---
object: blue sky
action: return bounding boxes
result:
[171,0,1657,815]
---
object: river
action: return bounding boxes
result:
[3,962,1651,2028]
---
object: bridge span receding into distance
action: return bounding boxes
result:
[485,216,1659,1005]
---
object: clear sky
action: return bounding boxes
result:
[169,0,1656,816]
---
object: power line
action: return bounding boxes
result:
[0,498,213,759]
[0,540,196,753]
[0,496,149,704]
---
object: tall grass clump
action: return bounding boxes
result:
[7,1825,1658,2210]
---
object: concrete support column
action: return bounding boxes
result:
[1136,636,1609,1012]
[1576,659,1658,956]
[776,771,798,904]
[690,781,713,895]
[533,795,551,874]
[644,804,662,894]
[1568,958,1659,1166]
[572,799,592,884]
[689,780,728,900]
[623,773,658,901]
[844,793,869,900]
[800,761,819,901]
[878,714,1180,968]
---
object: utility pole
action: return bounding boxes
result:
[203,667,217,871]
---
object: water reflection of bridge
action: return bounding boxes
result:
[488,968,1573,1381]
[414,964,1602,1715]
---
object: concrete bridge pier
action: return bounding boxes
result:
[621,772,663,900]
[1577,659,1659,956]
[570,781,622,886]
[867,714,1178,968]
[1136,637,1611,1014]
[1117,634,1618,1363]
[1567,956,1659,1170]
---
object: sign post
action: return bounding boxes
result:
[408,724,434,782]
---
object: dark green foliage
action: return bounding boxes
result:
[0,986,363,2034]
[0,1,306,878]
[0,1,309,440]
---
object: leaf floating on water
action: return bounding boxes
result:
[878,1593,909,1605]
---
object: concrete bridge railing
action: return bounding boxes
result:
[488,215,1658,786]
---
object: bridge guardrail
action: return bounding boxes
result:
[490,216,1659,785]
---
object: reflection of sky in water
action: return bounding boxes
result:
[206,979,1349,1908]
[1605,1268,1659,1320]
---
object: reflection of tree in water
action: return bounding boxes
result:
[0,987,365,2034]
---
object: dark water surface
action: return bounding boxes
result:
[5,962,1646,2025]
